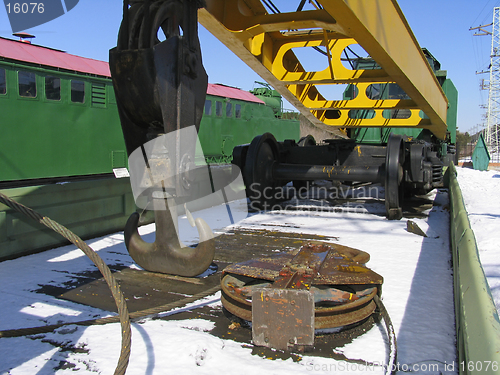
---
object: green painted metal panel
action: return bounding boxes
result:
[458,230,500,375]
[198,94,299,163]
[454,210,470,245]
[344,52,458,148]
[442,79,458,144]
[449,163,500,374]
[112,150,127,168]
[0,60,126,183]
[0,178,140,260]
[472,134,490,171]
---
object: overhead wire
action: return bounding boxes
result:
[471,0,495,28]
[469,3,500,131]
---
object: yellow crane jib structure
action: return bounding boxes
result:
[199,0,449,140]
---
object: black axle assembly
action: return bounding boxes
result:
[233,132,444,220]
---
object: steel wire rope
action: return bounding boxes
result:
[0,192,131,375]
[374,295,398,375]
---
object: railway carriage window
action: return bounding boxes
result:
[45,76,61,101]
[226,102,232,117]
[215,101,223,117]
[71,80,85,103]
[205,99,212,115]
[18,71,36,97]
[235,104,241,118]
[0,68,5,94]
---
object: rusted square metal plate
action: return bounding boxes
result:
[251,288,314,351]
[58,267,219,313]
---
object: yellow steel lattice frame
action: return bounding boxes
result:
[199,0,449,140]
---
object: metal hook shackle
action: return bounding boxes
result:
[124,198,215,277]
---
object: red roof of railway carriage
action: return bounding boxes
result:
[0,36,110,77]
[0,36,265,104]
[207,83,264,104]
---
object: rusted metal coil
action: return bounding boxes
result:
[220,242,382,329]
[221,274,378,329]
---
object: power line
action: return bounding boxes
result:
[471,0,495,27]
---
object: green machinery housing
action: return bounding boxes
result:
[345,49,458,164]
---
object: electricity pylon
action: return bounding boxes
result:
[471,7,500,162]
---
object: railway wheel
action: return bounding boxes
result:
[243,133,280,210]
[385,134,405,220]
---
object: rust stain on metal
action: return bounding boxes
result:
[252,288,315,351]
[222,242,382,286]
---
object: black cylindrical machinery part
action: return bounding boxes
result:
[273,163,385,183]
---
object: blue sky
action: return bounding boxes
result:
[0,0,498,133]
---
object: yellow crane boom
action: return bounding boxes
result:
[199,0,449,140]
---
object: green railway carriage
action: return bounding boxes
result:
[0,37,126,187]
[199,83,300,164]
[0,36,300,186]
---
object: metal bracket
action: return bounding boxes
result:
[252,288,314,351]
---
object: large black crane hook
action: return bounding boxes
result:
[109,0,213,277]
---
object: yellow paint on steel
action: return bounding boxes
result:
[271,37,392,84]
[322,30,335,79]
[198,2,344,136]
[318,0,448,138]
[311,108,431,127]
[287,83,418,110]
[199,0,449,140]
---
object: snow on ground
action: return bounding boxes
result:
[457,167,500,314]
[0,186,457,374]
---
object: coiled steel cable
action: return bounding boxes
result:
[0,192,131,375]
